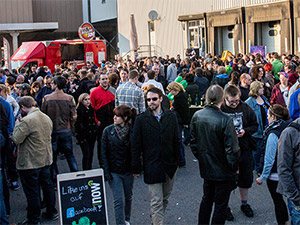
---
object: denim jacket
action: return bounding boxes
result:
[245,96,270,139]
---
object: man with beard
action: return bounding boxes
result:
[131,87,181,225]
[90,73,115,166]
[13,96,58,224]
[221,85,258,220]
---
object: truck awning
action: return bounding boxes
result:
[11,42,45,60]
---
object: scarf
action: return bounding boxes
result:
[114,124,130,140]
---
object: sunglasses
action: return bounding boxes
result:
[146,97,158,102]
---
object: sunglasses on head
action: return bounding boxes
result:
[146,97,158,102]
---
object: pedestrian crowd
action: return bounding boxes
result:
[0,51,300,225]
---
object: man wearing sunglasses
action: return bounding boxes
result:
[221,85,258,220]
[131,87,181,225]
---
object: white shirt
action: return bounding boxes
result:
[142,79,165,94]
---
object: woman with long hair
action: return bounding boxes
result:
[30,81,41,101]
[167,82,190,167]
[246,81,270,173]
[101,105,137,225]
[256,104,290,225]
[75,93,97,170]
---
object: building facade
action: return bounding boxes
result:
[118,0,300,58]
[0,0,83,54]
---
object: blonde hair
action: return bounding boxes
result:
[77,93,89,108]
[0,84,10,95]
[167,81,185,92]
[141,84,155,93]
[249,81,264,98]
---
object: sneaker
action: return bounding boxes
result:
[226,207,234,221]
[125,221,131,225]
[42,212,59,220]
[11,181,20,191]
[241,204,254,217]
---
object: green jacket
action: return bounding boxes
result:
[272,59,283,80]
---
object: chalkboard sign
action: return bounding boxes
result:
[57,169,108,225]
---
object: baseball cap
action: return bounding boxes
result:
[278,72,289,78]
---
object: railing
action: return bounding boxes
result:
[122,45,165,60]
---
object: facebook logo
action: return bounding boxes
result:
[66,207,75,218]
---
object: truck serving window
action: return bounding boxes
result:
[60,43,84,62]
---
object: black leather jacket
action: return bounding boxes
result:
[101,124,132,181]
[190,104,240,181]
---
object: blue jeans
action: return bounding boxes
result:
[0,168,8,225]
[51,130,78,184]
[179,125,185,165]
[19,166,57,224]
[288,199,300,225]
[252,137,263,172]
[108,172,134,225]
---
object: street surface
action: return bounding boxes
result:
[9,139,279,225]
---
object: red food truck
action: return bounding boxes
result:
[11,40,106,72]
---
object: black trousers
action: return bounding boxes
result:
[79,137,96,170]
[19,166,57,224]
[266,179,289,224]
[198,179,236,225]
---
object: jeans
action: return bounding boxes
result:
[266,179,289,224]
[79,138,96,170]
[252,137,263,172]
[198,179,236,225]
[183,126,191,145]
[288,199,300,225]
[51,130,78,184]
[148,170,177,225]
[19,166,57,224]
[179,125,185,165]
[108,172,134,225]
[0,168,9,225]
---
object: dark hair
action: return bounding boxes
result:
[6,76,15,85]
[53,75,67,90]
[170,57,175,63]
[109,73,119,86]
[128,70,139,79]
[251,65,265,80]
[30,81,41,95]
[205,85,224,105]
[20,68,26,74]
[185,73,195,83]
[195,67,204,77]
[269,104,290,121]
[147,70,155,79]
[120,68,129,74]
[113,105,137,125]
[224,85,241,97]
[229,71,240,85]
[18,96,36,108]
[146,87,163,98]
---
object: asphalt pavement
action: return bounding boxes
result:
[9,139,280,225]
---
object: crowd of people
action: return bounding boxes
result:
[0,51,300,225]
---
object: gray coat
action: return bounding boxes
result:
[277,118,300,206]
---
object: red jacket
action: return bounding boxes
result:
[270,83,292,107]
[288,72,298,85]
[90,86,115,124]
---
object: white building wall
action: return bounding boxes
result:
[91,0,117,22]
[117,0,289,58]
[117,0,213,58]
